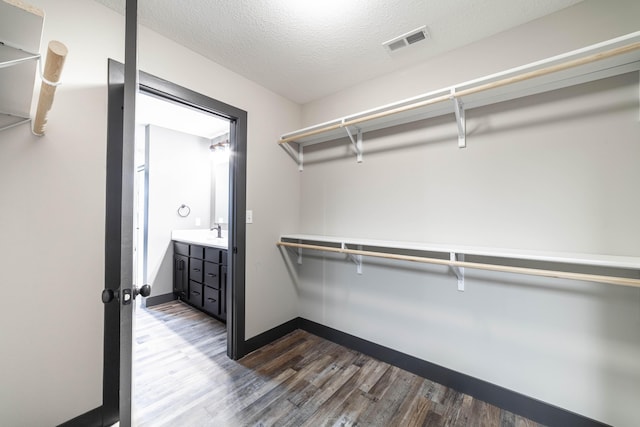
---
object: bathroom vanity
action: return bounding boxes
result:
[172,230,228,322]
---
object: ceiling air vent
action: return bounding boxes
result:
[383,26,429,52]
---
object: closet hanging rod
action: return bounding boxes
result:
[277,241,640,289]
[279,40,640,145]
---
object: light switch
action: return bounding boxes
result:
[246,210,253,224]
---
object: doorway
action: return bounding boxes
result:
[133,92,232,302]
[104,59,248,424]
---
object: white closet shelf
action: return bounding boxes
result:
[0,43,40,129]
[1,1,66,135]
[0,43,39,68]
[0,113,30,131]
[278,31,640,169]
[1,0,44,132]
[278,234,640,289]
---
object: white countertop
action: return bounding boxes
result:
[172,229,228,249]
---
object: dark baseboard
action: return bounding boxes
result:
[243,317,300,355]
[297,318,609,427]
[144,292,177,307]
[57,406,103,427]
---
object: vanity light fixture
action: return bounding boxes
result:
[209,141,228,152]
[210,139,230,163]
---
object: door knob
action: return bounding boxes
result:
[135,284,151,298]
[102,289,116,304]
[102,285,150,305]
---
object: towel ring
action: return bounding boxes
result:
[177,204,191,217]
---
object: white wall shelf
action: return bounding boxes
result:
[0,1,70,136]
[0,0,44,132]
[278,234,640,289]
[0,43,40,67]
[278,31,640,170]
[0,43,41,131]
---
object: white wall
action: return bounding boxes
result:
[146,125,212,297]
[296,1,640,426]
[0,0,301,425]
[0,1,121,425]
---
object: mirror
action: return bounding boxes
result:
[210,133,230,227]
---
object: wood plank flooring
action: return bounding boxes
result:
[134,300,543,427]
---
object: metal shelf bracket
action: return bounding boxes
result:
[450,252,465,291]
[450,89,466,148]
[343,124,363,163]
[281,142,304,171]
[0,50,40,69]
[298,144,304,171]
[0,116,31,132]
[344,243,363,274]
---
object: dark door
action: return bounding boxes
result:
[102,1,140,424]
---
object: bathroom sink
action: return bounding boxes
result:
[206,236,228,245]
[171,229,228,248]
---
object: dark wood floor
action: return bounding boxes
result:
[134,300,543,426]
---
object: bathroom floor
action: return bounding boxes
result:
[133,300,542,426]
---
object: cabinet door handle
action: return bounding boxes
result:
[207,298,216,302]
[207,273,217,277]
[192,291,201,296]
[193,268,201,272]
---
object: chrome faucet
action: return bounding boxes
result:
[211,223,222,238]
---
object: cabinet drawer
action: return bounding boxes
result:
[174,242,189,256]
[204,262,219,288]
[190,245,204,259]
[205,247,221,263]
[203,285,219,315]
[188,281,203,306]
[190,259,203,283]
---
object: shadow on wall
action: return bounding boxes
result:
[298,72,638,169]
[467,72,638,137]
[147,242,174,298]
[598,278,640,425]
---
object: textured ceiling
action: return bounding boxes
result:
[92,0,583,104]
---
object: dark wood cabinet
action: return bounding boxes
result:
[173,241,227,322]
[173,242,189,299]
[202,247,223,318]
[220,264,227,319]
[173,254,188,298]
